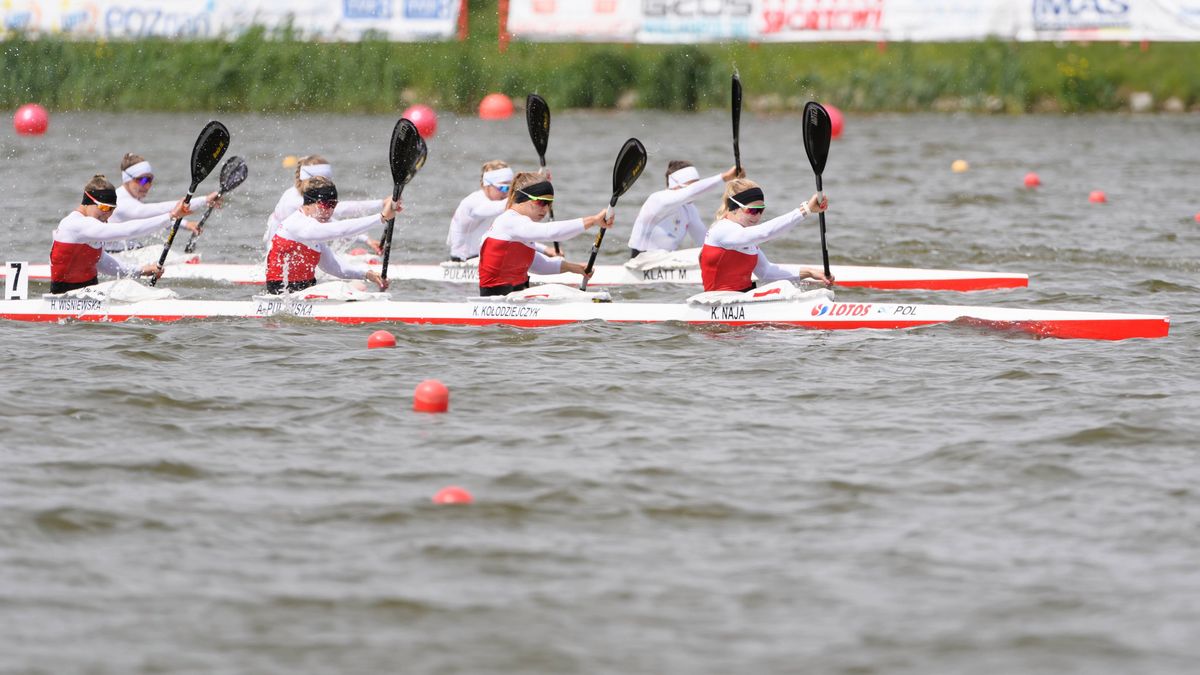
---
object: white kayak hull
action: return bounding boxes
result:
[0,295,1168,340]
[5,261,1029,292]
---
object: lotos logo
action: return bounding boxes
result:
[1031,0,1130,30]
[811,304,829,316]
[818,303,873,317]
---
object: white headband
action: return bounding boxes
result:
[299,163,333,180]
[668,166,700,188]
[483,167,514,186]
[121,161,153,182]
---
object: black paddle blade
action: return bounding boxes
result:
[218,156,248,193]
[732,73,742,171]
[802,102,832,177]
[389,118,424,197]
[526,94,551,163]
[610,138,648,207]
[190,121,230,190]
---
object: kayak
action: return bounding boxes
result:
[0,281,1167,340]
[2,260,1029,291]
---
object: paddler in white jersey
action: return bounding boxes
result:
[627,161,740,258]
[477,172,612,296]
[50,174,190,294]
[265,176,397,294]
[104,153,221,253]
[700,178,832,292]
[447,160,561,262]
[264,155,384,254]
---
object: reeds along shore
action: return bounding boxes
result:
[3,29,1199,115]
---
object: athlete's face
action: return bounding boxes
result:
[127,174,153,200]
[732,201,766,226]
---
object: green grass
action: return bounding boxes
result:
[4,23,1198,114]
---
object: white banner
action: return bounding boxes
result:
[506,0,1200,42]
[1,0,461,41]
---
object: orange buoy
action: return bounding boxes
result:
[825,103,845,139]
[403,104,438,139]
[367,330,396,349]
[1089,190,1107,204]
[479,93,514,120]
[1023,172,1041,189]
[951,159,969,173]
[414,379,449,412]
[432,486,473,504]
[1193,211,1199,223]
[13,103,49,136]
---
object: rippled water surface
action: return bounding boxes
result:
[2,111,1198,674]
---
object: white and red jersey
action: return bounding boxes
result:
[105,184,210,252]
[447,189,507,260]
[478,209,585,288]
[266,209,379,283]
[263,187,383,247]
[627,174,723,252]
[699,208,810,292]
[51,210,172,283]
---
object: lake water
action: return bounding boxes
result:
[1,110,1198,674]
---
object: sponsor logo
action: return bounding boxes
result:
[892,305,917,316]
[346,0,392,20]
[710,305,746,320]
[1031,0,1130,31]
[103,5,211,38]
[48,297,105,312]
[760,0,884,35]
[595,0,617,12]
[470,304,542,318]
[813,303,872,317]
[61,6,99,33]
[5,3,42,31]
[642,0,753,37]
[533,0,556,13]
[403,0,447,20]
[751,287,782,298]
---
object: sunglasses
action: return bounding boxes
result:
[317,199,338,209]
[525,194,554,203]
[135,175,154,186]
[742,205,767,214]
[493,184,511,193]
[86,193,116,212]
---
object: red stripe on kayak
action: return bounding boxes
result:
[836,277,1028,291]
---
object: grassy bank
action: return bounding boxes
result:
[4,23,1200,114]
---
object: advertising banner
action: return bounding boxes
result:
[504,0,1200,42]
[1,0,461,41]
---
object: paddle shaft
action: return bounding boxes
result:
[379,186,403,281]
[732,77,742,175]
[148,188,195,286]
[537,158,562,256]
[815,174,830,278]
[183,188,229,253]
[580,204,614,291]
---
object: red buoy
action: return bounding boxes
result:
[432,486,473,504]
[1089,190,1107,204]
[13,103,49,136]
[367,330,396,349]
[1024,172,1041,189]
[403,104,438,139]
[479,93,514,120]
[414,379,449,412]
[825,104,845,139]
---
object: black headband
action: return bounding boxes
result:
[514,181,554,203]
[82,188,118,207]
[726,187,764,210]
[302,183,338,204]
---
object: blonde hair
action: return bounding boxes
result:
[120,153,146,171]
[85,174,115,192]
[298,175,334,196]
[505,171,550,209]
[716,178,761,220]
[294,155,330,189]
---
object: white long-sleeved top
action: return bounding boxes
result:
[703,207,811,283]
[482,210,588,275]
[627,174,723,252]
[105,185,210,252]
[54,210,173,276]
[272,210,384,280]
[263,187,383,247]
[447,189,507,260]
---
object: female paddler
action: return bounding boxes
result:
[263,155,384,251]
[50,175,190,294]
[477,172,612,296]
[700,178,833,292]
[265,177,397,294]
[627,161,740,257]
[446,161,513,262]
[105,153,220,253]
